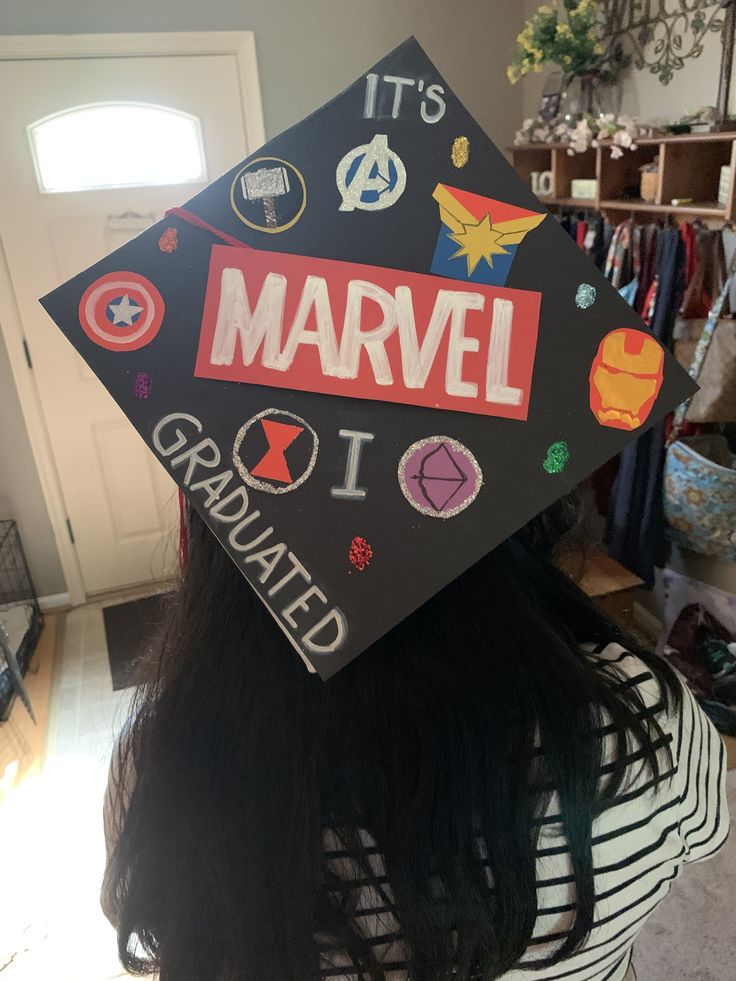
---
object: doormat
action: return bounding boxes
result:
[102,592,171,691]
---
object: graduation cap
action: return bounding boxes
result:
[40,38,696,680]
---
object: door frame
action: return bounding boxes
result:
[0,31,266,606]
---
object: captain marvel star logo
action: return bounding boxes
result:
[78,271,165,351]
[431,184,545,287]
[398,437,483,519]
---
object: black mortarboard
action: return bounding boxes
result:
[40,38,696,680]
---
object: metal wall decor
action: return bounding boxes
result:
[600,0,729,85]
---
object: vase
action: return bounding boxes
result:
[562,73,601,121]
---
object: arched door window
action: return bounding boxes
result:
[29,103,207,193]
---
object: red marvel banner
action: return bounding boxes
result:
[194,245,542,421]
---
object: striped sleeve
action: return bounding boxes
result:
[667,672,730,865]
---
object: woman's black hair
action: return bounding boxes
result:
[106,493,681,980]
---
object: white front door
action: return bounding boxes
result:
[0,47,256,595]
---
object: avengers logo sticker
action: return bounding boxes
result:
[398,437,482,519]
[336,134,406,212]
[78,272,165,351]
[230,157,307,234]
[233,409,318,495]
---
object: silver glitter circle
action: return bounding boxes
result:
[397,436,483,519]
[576,283,597,310]
[232,408,318,495]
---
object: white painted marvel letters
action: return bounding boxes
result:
[207,271,524,407]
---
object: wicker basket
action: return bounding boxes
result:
[640,170,659,203]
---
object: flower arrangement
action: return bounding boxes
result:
[507,0,608,85]
[514,113,651,159]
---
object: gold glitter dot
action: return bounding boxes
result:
[451,136,470,169]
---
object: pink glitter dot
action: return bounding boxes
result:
[132,371,152,399]
[349,536,373,572]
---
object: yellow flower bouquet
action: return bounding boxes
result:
[508,0,609,90]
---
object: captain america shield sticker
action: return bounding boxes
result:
[398,436,483,519]
[78,272,165,351]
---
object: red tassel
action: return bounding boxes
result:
[164,207,250,250]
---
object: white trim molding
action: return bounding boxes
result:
[0,237,87,606]
[39,592,71,611]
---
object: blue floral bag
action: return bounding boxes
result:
[664,435,736,560]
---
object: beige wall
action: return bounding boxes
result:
[520,0,724,126]
[0,0,528,155]
[0,1,527,600]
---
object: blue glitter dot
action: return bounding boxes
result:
[576,283,597,310]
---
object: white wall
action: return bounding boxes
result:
[0,0,528,600]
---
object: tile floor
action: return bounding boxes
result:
[0,585,161,981]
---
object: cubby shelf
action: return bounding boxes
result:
[509,132,736,223]
[539,196,597,208]
[599,200,726,217]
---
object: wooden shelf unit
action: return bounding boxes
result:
[509,132,736,223]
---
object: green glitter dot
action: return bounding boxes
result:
[543,441,570,474]
[576,283,596,310]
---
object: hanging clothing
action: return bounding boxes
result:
[680,220,697,286]
[558,213,576,241]
[601,221,614,266]
[576,219,589,252]
[618,278,639,306]
[679,225,725,320]
[604,220,633,289]
[631,223,643,281]
[589,217,609,270]
[641,278,658,327]
[606,226,687,586]
[558,213,571,237]
[651,226,687,344]
[634,225,659,316]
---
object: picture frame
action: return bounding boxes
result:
[539,71,565,122]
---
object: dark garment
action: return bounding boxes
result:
[634,225,659,316]
[650,228,687,344]
[680,220,697,286]
[605,421,668,586]
[606,227,686,586]
[601,221,614,263]
[590,218,610,270]
[559,214,576,240]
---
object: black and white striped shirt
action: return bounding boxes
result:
[317,644,730,981]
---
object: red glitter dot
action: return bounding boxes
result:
[349,536,373,572]
[158,227,178,253]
